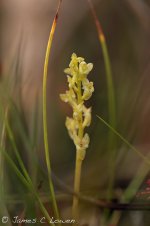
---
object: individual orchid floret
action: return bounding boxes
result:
[60,89,76,106]
[82,78,94,100]
[79,61,93,75]
[82,107,92,128]
[65,117,78,140]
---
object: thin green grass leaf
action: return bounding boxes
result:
[43,0,62,221]
[0,147,55,226]
[0,108,8,195]
[88,0,117,200]
[97,115,150,166]
[97,114,150,225]
[0,106,54,225]
[0,108,12,226]
[9,101,40,185]
[88,0,116,128]
[122,151,150,201]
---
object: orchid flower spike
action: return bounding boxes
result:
[60,53,94,160]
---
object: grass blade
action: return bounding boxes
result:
[97,115,150,166]
[0,147,55,226]
[88,0,116,128]
[88,0,117,200]
[43,0,62,220]
[0,108,12,226]
[0,106,54,225]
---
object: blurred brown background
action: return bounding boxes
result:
[1,0,150,211]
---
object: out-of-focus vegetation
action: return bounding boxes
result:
[0,0,150,225]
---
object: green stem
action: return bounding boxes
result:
[72,151,82,219]
[72,80,84,219]
[77,80,83,138]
